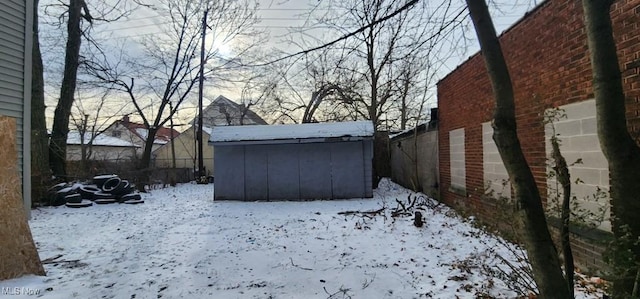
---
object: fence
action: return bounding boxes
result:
[388,122,439,199]
[66,159,195,187]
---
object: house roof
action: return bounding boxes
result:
[67,132,139,147]
[195,95,268,127]
[210,121,374,143]
[116,116,180,145]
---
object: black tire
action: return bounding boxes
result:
[52,187,75,206]
[119,193,141,202]
[66,200,93,208]
[79,185,101,200]
[102,177,122,193]
[93,174,118,189]
[111,180,131,196]
[65,193,82,203]
[94,198,117,204]
[48,182,68,193]
[50,194,66,206]
[93,191,115,200]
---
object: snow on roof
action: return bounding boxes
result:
[210,121,374,142]
[202,126,214,136]
[67,132,139,147]
[135,128,169,144]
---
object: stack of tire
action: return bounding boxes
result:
[48,174,144,208]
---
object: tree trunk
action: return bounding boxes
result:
[551,136,575,298]
[465,1,571,297]
[139,127,157,171]
[49,0,83,180]
[136,127,158,191]
[582,0,640,296]
[31,0,51,206]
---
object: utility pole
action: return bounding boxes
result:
[169,102,176,169]
[81,114,89,172]
[197,8,208,182]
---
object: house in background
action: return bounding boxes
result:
[153,95,267,174]
[102,115,179,158]
[211,121,374,201]
[66,131,139,161]
[0,1,34,214]
[437,0,640,273]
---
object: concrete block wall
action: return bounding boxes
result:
[449,128,466,193]
[437,0,640,273]
[482,122,511,198]
[545,99,611,231]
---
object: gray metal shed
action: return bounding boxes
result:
[210,121,374,200]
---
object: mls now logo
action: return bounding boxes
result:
[1,287,41,295]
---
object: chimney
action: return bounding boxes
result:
[428,108,438,129]
[122,115,130,124]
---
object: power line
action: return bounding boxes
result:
[249,0,422,66]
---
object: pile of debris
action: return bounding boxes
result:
[48,174,144,208]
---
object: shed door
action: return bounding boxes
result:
[299,143,332,199]
[331,142,365,198]
[244,145,268,200]
[267,145,300,200]
[214,145,244,200]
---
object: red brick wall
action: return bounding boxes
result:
[437,0,640,271]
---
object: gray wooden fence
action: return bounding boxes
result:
[389,122,439,199]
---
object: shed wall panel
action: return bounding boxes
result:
[244,145,268,200]
[214,146,244,200]
[363,140,374,197]
[299,143,332,199]
[331,142,365,198]
[267,145,300,200]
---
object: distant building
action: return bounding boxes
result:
[66,131,139,161]
[197,95,268,126]
[102,115,180,157]
[153,95,267,174]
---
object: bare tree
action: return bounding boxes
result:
[68,88,132,175]
[31,0,51,205]
[582,0,640,296]
[48,0,93,180]
[306,0,465,131]
[465,0,571,297]
[254,0,466,132]
[86,0,262,172]
[44,0,138,180]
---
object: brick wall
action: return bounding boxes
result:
[437,0,640,273]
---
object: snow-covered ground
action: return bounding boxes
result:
[3,179,604,298]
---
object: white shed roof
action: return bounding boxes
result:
[210,121,374,142]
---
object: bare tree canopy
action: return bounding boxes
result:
[83,0,263,171]
[43,0,140,180]
[255,0,468,131]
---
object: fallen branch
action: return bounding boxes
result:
[323,285,353,299]
[290,257,313,271]
[41,254,63,264]
[338,207,385,216]
[43,259,81,265]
